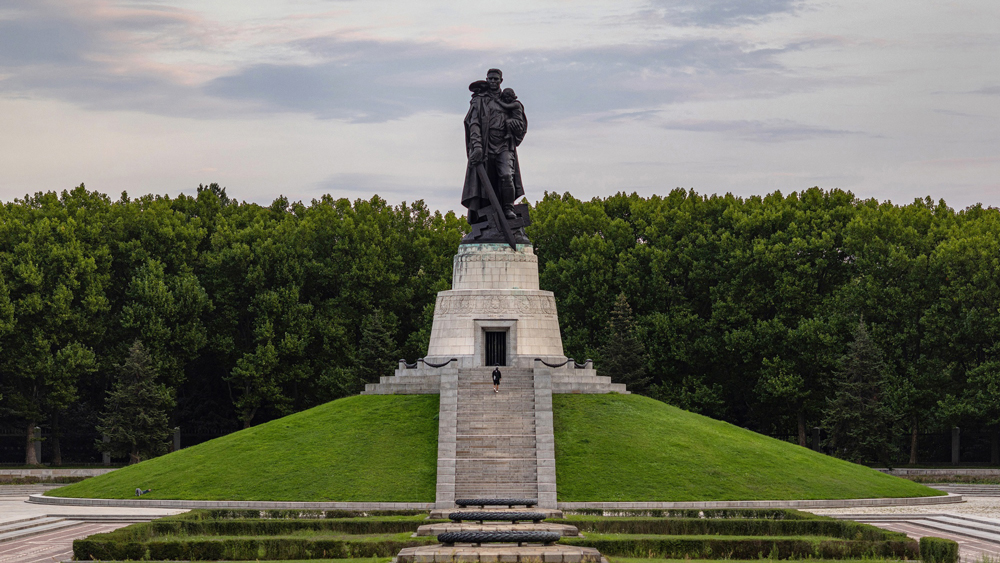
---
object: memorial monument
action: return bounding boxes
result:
[364,70,627,509]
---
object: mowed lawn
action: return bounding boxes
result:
[50,394,439,502]
[553,394,943,502]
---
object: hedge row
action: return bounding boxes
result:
[151,518,442,536]
[172,509,429,520]
[73,536,436,561]
[560,536,919,559]
[920,537,959,563]
[563,509,819,520]
[554,517,905,540]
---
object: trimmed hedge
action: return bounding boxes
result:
[920,536,959,563]
[554,517,905,540]
[564,509,819,519]
[107,511,441,539]
[103,518,440,540]
[73,535,436,561]
[171,509,429,520]
[560,536,919,560]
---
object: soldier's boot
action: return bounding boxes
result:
[500,175,517,219]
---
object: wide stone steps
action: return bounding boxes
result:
[458,408,534,413]
[457,446,536,452]
[457,435,536,445]
[452,369,539,501]
[928,484,1000,496]
[458,423,534,428]
[456,465,536,474]
[0,516,79,543]
[0,484,62,496]
[456,450,535,455]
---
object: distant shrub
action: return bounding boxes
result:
[563,508,818,519]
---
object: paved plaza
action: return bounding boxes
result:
[4,493,1000,562]
[809,496,1000,561]
[0,494,185,563]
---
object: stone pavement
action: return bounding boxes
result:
[0,495,186,563]
[0,522,125,563]
[808,496,1000,562]
[872,519,1000,562]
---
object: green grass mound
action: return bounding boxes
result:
[553,394,943,502]
[50,395,439,502]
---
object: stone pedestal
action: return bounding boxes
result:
[361,242,629,396]
[425,243,565,369]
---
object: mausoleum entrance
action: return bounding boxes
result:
[485,330,507,366]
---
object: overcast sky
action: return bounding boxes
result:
[1,0,998,212]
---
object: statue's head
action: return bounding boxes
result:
[487,68,503,92]
[501,88,517,103]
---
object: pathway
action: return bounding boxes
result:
[0,495,185,563]
[809,496,1000,562]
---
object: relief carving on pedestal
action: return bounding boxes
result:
[455,252,536,264]
[435,294,556,316]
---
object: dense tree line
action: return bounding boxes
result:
[0,184,998,466]
[532,188,1000,464]
[0,184,463,464]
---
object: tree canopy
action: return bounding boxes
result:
[1,184,999,466]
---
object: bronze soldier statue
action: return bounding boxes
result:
[461,69,530,247]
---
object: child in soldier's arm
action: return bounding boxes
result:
[498,88,525,136]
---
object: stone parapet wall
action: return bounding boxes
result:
[551,375,629,394]
[878,468,1000,476]
[364,369,630,395]
[557,493,963,510]
[0,468,117,477]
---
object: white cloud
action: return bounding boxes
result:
[0,0,998,210]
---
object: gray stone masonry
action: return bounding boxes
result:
[29,492,959,511]
[430,508,565,519]
[435,368,559,508]
[362,363,629,395]
[395,544,604,563]
[414,522,579,536]
[533,373,557,508]
[436,372,459,509]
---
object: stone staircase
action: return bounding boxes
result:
[0,484,61,497]
[455,368,538,500]
[923,484,1000,496]
[0,516,79,543]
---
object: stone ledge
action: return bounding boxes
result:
[415,523,579,537]
[27,494,434,510]
[396,544,602,563]
[557,493,963,510]
[879,468,1000,476]
[0,468,118,477]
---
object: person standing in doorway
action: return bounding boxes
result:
[492,366,502,393]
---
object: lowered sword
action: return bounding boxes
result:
[475,163,518,251]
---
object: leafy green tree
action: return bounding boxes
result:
[0,187,109,464]
[822,320,900,465]
[204,201,314,428]
[835,197,953,464]
[355,309,400,391]
[928,207,1000,462]
[96,341,175,464]
[599,293,651,394]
